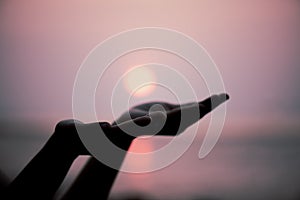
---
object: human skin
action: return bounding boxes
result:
[5,93,229,200]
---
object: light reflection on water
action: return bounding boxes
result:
[1,120,300,200]
[112,123,300,200]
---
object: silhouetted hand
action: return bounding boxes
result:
[53,93,230,156]
[60,93,230,200]
[6,93,229,200]
[112,93,229,138]
[53,93,229,156]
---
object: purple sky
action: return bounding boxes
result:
[0,0,300,123]
[1,1,300,199]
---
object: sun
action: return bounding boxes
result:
[123,66,156,97]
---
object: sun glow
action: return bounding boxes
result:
[123,66,156,97]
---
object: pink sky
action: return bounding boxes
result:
[1,0,300,123]
[1,1,300,199]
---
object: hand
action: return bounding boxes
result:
[53,93,229,156]
[56,93,229,200]
[112,93,229,137]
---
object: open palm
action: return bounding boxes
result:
[112,93,229,137]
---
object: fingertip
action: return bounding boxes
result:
[134,116,152,127]
[225,93,230,100]
[218,93,230,101]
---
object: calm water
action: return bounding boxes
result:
[1,119,300,200]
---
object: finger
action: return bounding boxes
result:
[160,93,229,135]
[114,111,169,137]
[131,115,152,127]
[110,115,152,138]
[199,93,229,117]
[133,102,176,112]
[113,102,174,125]
[117,115,152,128]
[112,109,148,125]
[111,94,229,138]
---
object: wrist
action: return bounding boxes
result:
[44,132,80,161]
[49,119,89,159]
[102,122,135,151]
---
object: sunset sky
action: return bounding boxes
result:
[0,1,300,199]
[0,0,299,122]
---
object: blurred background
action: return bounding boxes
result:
[0,0,300,199]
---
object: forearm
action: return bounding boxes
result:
[6,134,77,200]
[61,157,123,200]
[61,124,134,200]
